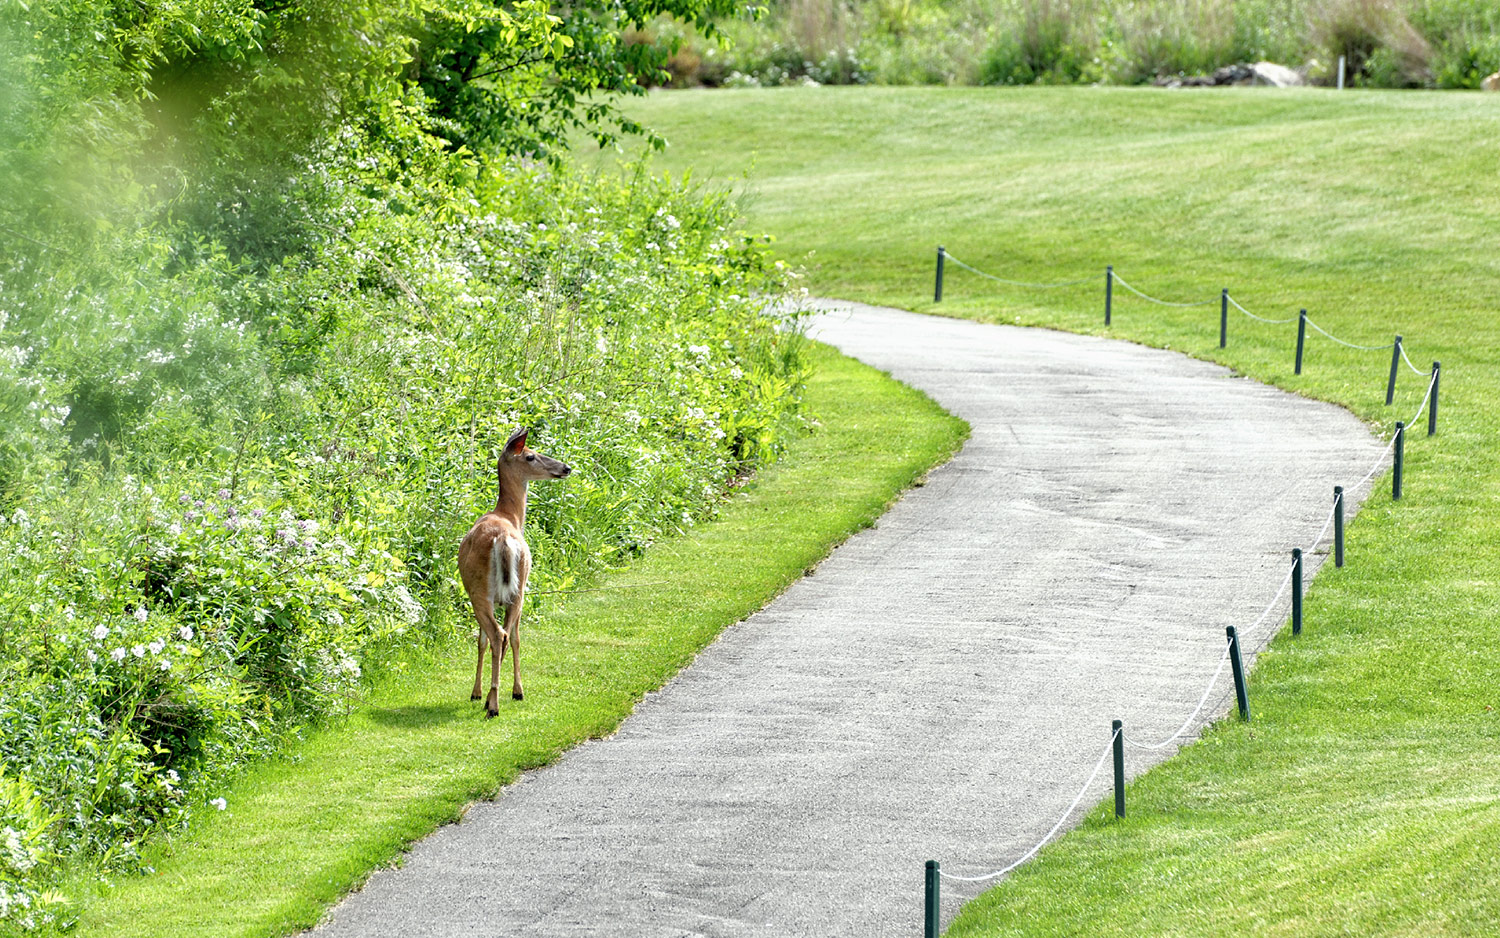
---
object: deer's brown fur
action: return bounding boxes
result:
[457,427,570,716]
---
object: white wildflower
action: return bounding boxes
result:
[92,624,109,641]
[179,626,194,641]
[134,606,149,623]
[392,584,423,626]
[132,644,145,658]
[111,647,126,662]
[210,797,227,811]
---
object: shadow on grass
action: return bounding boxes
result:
[366,701,474,729]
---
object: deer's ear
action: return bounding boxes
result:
[504,426,529,455]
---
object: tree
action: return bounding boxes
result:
[411,0,759,159]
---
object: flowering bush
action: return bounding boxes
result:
[0,136,806,923]
[0,0,808,926]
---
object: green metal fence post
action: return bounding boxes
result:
[925,860,940,938]
[1219,289,1228,348]
[934,246,945,303]
[1334,486,1345,568]
[1227,626,1250,721]
[1386,336,1402,405]
[1429,362,1441,436]
[1292,548,1303,636]
[1394,421,1405,500]
[1113,720,1125,819]
[1295,310,1307,375]
[1105,265,1113,326]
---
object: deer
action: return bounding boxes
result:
[457,426,571,716]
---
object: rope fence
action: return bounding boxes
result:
[921,246,1447,935]
[1109,269,1216,308]
[941,251,1095,290]
[932,247,1440,407]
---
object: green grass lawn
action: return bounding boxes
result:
[597,86,1500,935]
[61,342,965,938]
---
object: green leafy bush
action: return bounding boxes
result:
[0,138,805,922]
[0,0,808,926]
[0,774,62,931]
[981,0,1100,85]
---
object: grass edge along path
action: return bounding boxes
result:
[65,340,967,938]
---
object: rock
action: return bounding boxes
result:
[1212,63,1255,86]
[1482,72,1500,92]
[1251,61,1304,87]
[1159,61,1305,89]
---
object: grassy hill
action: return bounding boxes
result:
[596,85,1500,936]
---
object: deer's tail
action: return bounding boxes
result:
[488,536,523,609]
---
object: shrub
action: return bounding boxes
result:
[1311,0,1433,86]
[1411,0,1500,87]
[981,0,1101,85]
[0,128,806,924]
[1107,0,1238,83]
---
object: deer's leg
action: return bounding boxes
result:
[505,587,525,701]
[467,593,504,718]
[487,609,504,717]
[466,591,501,705]
[472,629,486,701]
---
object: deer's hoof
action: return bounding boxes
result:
[485,705,498,718]
[512,691,524,701]
[470,692,482,701]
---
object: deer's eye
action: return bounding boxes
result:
[525,455,535,462]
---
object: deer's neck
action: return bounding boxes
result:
[494,475,528,528]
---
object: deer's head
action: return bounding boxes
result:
[499,427,572,483]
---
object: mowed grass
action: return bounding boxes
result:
[64,342,966,938]
[600,86,1500,935]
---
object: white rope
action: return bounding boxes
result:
[1397,342,1429,378]
[1124,639,1233,751]
[939,728,1121,884]
[1110,271,1216,308]
[944,252,1095,290]
[1225,294,1298,325]
[1352,432,1401,492]
[1407,369,1438,427]
[1304,500,1338,555]
[1241,562,1296,639]
[1303,315,1394,351]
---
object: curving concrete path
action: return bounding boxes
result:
[311,300,1386,937]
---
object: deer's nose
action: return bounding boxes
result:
[557,464,572,478]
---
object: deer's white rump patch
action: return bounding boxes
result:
[488,536,528,608]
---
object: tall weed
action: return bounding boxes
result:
[1312,0,1433,86]
[981,0,1101,85]
[1108,0,1239,82]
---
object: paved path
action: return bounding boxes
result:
[312,301,1386,937]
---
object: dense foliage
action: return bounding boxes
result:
[0,0,801,930]
[637,0,1500,88]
